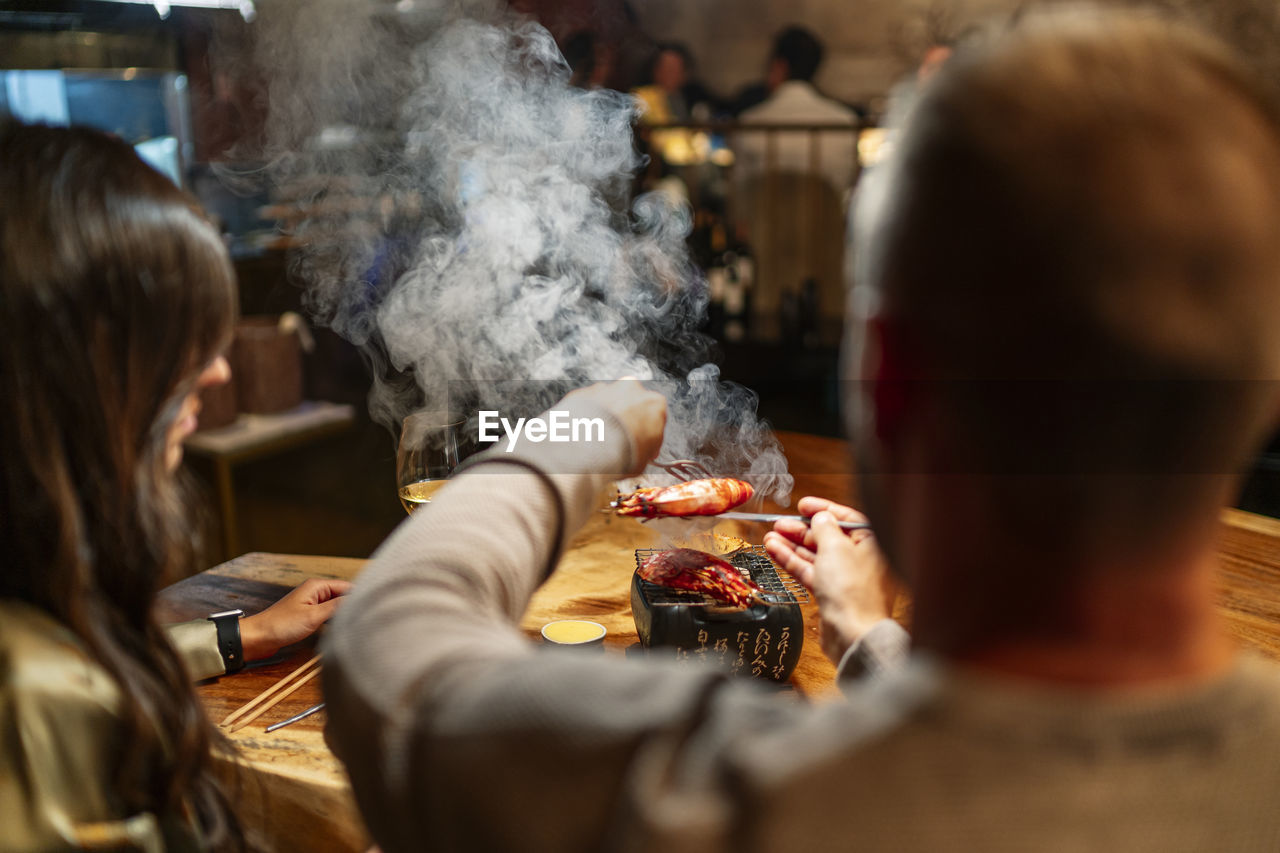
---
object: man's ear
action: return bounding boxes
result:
[866,315,914,447]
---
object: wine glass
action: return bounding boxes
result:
[396,413,471,514]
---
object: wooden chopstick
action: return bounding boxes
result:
[219,654,320,730]
[227,667,321,733]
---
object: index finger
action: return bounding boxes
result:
[772,516,813,545]
[301,578,353,600]
[763,531,816,591]
[796,496,868,524]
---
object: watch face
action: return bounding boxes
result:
[210,609,245,621]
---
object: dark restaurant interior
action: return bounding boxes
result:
[1,0,1274,564]
[7,0,1280,845]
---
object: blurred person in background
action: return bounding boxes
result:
[734,25,862,333]
[0,123,348,852]
[633,42,720,169]
[737,25,860,197]
[861,34,962,171]
[323,7,1280,851]
[563,31,617,91]
[916,37,954,83]
[632,41,694,123]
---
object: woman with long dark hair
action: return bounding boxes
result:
[0,122,348,851]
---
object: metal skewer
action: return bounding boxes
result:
[265,702,326,732]
[619,462,872,531]
[714,512,872,532]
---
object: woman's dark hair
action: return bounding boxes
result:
[0,123,242,849]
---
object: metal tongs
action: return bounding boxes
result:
[651,459,872,532]
[653,458,715,481]
[714,511,870,532]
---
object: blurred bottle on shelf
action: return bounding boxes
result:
[780,277,821,350]
[704,218,729,339]
[721,240,753,343]
[700,215,755,343]
[799,275,820,349]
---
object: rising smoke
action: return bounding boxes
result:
[237,0,792,500]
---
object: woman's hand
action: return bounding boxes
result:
[764,496,900,663]
[562,379,667,476]
[239,578,352,661]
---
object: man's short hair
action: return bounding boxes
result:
[773,26,824,82]
[854,7,1280,556]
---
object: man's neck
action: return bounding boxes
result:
[919,546,1236,688]
[776,79,812,93]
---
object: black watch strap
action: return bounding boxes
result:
[208,609,246,674]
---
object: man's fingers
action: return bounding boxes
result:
[764,532,815,589]
[297,578,353,603]
[318,579,353,600]
[796,496,834,515]
[772,517,811,543]
[309,596,344,624]
[763,531,798,564]
[809,510,855,550]
[797,496,868,524]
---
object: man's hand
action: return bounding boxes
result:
[764,496,899,663]
[562,379,667,476]
[239,578,352,661]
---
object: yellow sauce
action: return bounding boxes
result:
[541,620,606,645]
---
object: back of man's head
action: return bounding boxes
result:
[854,7,1280,564]
[773,26,824,82]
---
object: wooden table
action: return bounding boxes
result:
[154,431,1280,852]
[155,553,369,853]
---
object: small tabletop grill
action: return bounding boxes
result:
[630,546,807,683]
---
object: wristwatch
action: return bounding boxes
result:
[208,609,246,674]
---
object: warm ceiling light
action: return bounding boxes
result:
[103,0,257,21]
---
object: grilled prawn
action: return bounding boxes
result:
[613,477,754,518]
[637,548,767,609]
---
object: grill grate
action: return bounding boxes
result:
[633,546,811,607]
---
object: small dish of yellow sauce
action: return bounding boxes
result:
[541,619,607,647]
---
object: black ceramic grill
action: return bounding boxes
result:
[630,546,807,682]
[631,546,811,607]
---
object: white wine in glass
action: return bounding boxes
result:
[398,478,450,514]
[396,413,470,515]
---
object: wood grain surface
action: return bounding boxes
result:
[154,554,368,853]
[154,431,1280,852]
[1216,507,1280,660]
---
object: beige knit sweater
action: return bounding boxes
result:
[323,398,1280,852]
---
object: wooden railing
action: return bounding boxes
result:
[641,121,867,342]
